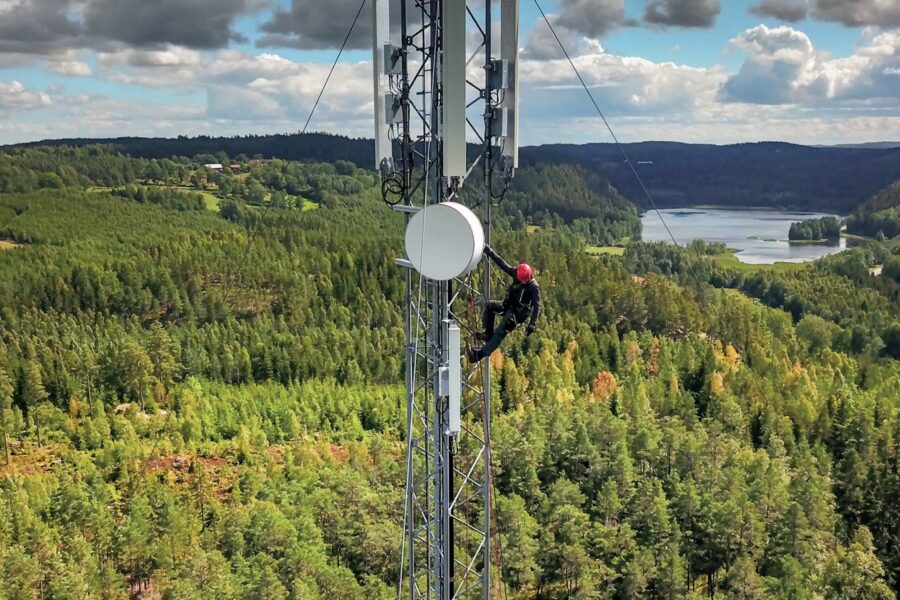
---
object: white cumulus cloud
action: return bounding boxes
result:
[0,80,52,109]
[46,51,93,76]
[3,19,900,147]
[720,25,900,105]
[93,47,374,133]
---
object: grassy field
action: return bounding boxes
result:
[159,185,221,211]
[585,245,625,256]
[198,190,220,211]
[710,250,809,273]
[301,198,318,211]
[87,184,221,211]
[584,244,807,272]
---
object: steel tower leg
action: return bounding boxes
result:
[482,0,494,596]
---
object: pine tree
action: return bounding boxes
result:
[0,366,13,465]
[725,556,767,600]
[498,493,540,592]
[22,360,48,448]
[121,342,153,411]
[822,527,894,600]
[117,496,157,593]
[148,323,179,396]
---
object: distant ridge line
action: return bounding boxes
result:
[4,132,900,154]
[4,132,900,212]
[816,142,900,150]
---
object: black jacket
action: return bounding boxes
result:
[485,246,541,328]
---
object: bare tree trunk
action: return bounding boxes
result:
[1,407,9,465]
[36,412,42,449]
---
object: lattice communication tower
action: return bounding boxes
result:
[372,0,521,597]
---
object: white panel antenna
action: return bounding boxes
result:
[501,0,520,169]
[446,321,461,436]
[372,0,393,175]
[442,0,467,180]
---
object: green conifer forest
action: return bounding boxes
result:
[0,146,898,599]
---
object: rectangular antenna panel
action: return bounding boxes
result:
[491,107,509,138]
[442,0,467,179]
[372,0,392,173]
[447,322,461,435]
[500,0,520,168]
[385,93,403,124]
[488,59,510,91]
[384,43,401,75]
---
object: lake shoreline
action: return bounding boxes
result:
[651,204,846,214]
[642,207,849,265]
[787,238,839,245]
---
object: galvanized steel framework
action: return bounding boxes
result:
[373,0,519,598]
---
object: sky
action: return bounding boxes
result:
[0,0,898,147]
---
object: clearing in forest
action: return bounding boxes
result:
[585,245,625,256]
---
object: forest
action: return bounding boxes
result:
[0,145,898,599]
[846,182,900,239]
[7,133,900,213]
[5,133,376,171]
[787,217,842,242]
[522,141,900,212]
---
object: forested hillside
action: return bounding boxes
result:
[521,141,900,212]
[0,146,898,599]
[4,133,376,169]
[847,181,900,239]
[7,133,900,213]
[624,240,900,359]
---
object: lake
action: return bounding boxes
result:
[641,208,850,264]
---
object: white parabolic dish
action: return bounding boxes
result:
[405,202,485,281]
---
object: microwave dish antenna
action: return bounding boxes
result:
[405,203,485,282]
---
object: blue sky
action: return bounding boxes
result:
[0,0,898,146]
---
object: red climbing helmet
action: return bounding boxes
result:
[516,263,533,284]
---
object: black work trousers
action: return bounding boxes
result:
[480,300,518,357]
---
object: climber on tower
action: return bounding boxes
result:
[467,245,541,362]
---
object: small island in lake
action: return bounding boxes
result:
[788,215,842,243]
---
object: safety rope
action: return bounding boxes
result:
[531,0,709,292]
[532,0,780,437]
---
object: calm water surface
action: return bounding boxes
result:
[641,208,850,264]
